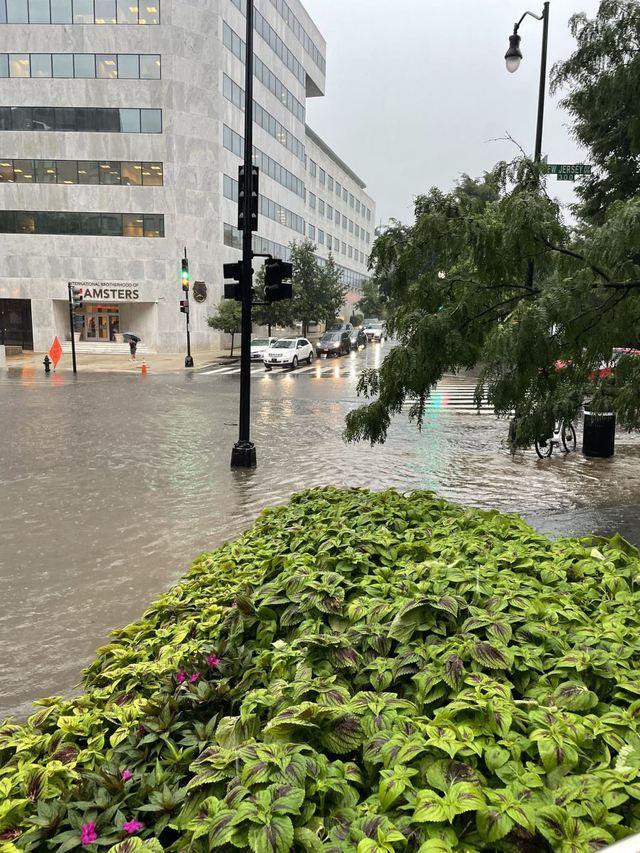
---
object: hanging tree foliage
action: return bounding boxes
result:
[345,0,640,449]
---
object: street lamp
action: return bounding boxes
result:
[504,2,550,163]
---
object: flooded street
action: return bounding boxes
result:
[1,344,639,718]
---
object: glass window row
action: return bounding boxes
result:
[0,158,163,185]
[223,173,304,235]
[223,22,305,123]
[0,106,162,133]
[308,157,373,223]
[224,222,291,262]
[0,0,159,23]
[232,0,325,77]
[230,0,304,87]
[222,74,304,161]
[0,210,164,236]
[223,124,304,199]
[0,52,160,79]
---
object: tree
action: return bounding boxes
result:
[290,240,323,336]
[551,0,640,224]
[356,278,384,319]
[208,300,242,356]
[252,264,295,335]
[318,253,348,326]
[343,159,640,449]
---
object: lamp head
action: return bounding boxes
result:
[505,32,523,73]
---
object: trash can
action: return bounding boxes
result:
[582,410,616,458]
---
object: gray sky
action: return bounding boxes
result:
[303,0,600,226]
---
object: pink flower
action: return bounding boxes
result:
[122,819,144,835]
[189,672,200,683]
[176,670,186,683]
[207,654,220,668]
[121,769,132,781]
[80,822,98,846]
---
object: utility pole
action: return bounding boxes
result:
[231,0,257,469]
[181,247,194,368]
[67,282,79,374]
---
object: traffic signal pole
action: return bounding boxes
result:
[67,282,77,375]
[231,0,257,469]
[182,248,194,368]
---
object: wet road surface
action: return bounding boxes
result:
[1,344,639,718]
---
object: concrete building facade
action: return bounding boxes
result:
[0,0,375,352]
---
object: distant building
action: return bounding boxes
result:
[0,0,376,352]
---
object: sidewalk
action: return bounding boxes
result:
[4,350,237,375]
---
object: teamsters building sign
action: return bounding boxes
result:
[69,281,141,301]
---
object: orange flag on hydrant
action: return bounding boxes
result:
[49,337,62,370]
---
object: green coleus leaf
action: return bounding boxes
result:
[443,655,465,691]
[414,783,485,823]
[247,814,294,853]
[470,641,512,670]
[476,808,513,843]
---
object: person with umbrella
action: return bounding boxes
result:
[123,332,141,360]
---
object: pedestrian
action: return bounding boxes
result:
[129,338,137,360]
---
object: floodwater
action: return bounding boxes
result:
[1,345,639,718]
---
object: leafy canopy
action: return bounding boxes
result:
[290,240,347,331]
[207,300,241,336]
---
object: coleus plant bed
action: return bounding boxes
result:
[1,487,640,851]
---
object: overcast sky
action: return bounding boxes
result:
[303,0,600,226]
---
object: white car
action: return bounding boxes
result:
[364,322,387,342]
[264,337,313,370]
[250,337,277,362]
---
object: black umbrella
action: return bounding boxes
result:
[122,333,141,342]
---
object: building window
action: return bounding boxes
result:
[0,210,164,236]
[343,188,348,202]
[350,193,355,208]
[0,0,159,22]
[308,223,315,240]
[327,175,334,192]
[223,174,305,235]
[327,204,333,220]
[342,214,347,229]
[349,219,354,234]
[223,124,304,199]
[309,192,316,210]
[319,167,325,186]
[335,180,341,196]
[348,246,353,258]
[0,52,160,78]
[0,106,161,132]
[0,157,163,184]
[224,221,291,261]
[326,234,332,250]
[356,199,361,214]
[318,229,324,245]
[318,199,324,216]
[309,159,316,177]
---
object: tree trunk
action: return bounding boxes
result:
[302,319,308,337]
[230,332,235,357]
[268,322,272,336]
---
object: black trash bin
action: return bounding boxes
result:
[582,410,616,458]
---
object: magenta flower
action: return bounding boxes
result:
[80,822,98,846]
[121,769,132,781]
[176,670,186,683]
[123,819,144,835]
[207,653,220,668]
[189,672,200,683]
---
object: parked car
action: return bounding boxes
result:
[250,337,277,362]
[316,331,351,357]
[264,337,313,370]
[364,321,387,342]
[350,328,367,350]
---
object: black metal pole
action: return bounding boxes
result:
[231,0,257,468]
[67,283,77,375]
[525,1,550,291]
[184,247,194,368]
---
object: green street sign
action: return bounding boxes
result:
[544,163,592,177]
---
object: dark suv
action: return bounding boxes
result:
[316,330,351,357]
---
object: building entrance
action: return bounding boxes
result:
[84,304,120,342]
[0,299,33,350]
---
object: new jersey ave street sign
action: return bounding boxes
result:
[544,163,592,181]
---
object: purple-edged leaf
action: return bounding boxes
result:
[471,641,511,669]
[443,655,465,690]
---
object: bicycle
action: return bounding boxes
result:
[534,420,577,458]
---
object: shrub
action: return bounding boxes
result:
[1,488,640,851]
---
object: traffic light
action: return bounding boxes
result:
[179,299,189,314]
[223,261,243,301]
[264,259,293,302]
[72,286,83,309]
[181,257,190,291]
[238,165,259,232]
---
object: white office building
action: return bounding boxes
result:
[0,0,375,353]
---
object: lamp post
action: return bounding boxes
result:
[505,2,550,289]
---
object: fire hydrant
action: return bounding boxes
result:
[43,355,51,374]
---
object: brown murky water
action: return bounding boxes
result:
[1,346,639,718]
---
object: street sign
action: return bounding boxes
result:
[49,336,62,369]
[544,163,592,178]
